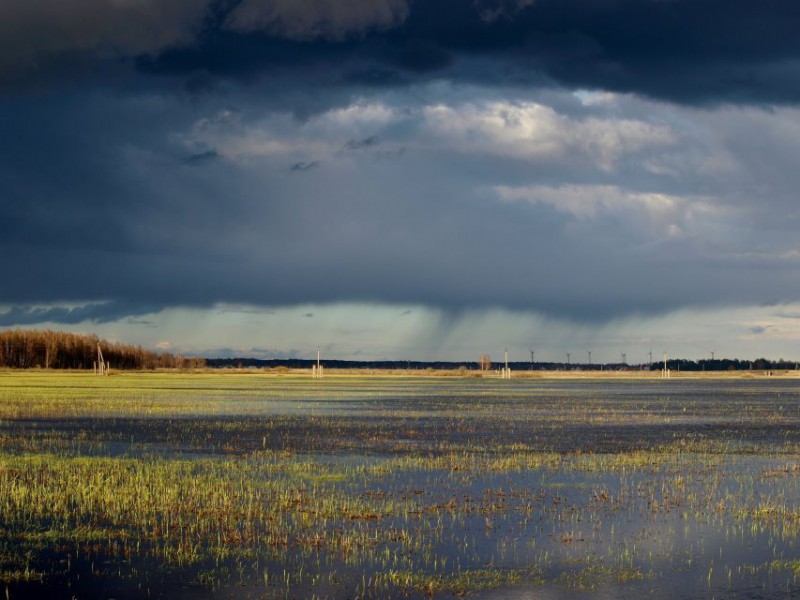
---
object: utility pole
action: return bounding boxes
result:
[312,346,324,379]
[587,350,592,366]
[530,348,535,370]
[95,344,108,376]
[566,353,571,369]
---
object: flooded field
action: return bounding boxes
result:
[2,372,800,599]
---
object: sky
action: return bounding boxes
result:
[3,0,800,363]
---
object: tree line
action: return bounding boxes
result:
[208,357,800,372]
[0,329,205,370]
[651,358,799,372]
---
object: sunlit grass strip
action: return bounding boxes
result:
[373,566,541,596]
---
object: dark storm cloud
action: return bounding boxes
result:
[224,0,410,41]
[0,95,794,326]
[5,1,800,331]
[0,0,210,88]
[3,1,800,105]
[0,302,163,327]
[137,0,800,105]
[3,80,800,323]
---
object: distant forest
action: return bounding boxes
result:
[655,358,799,372]
[0,329,796,372]
[207,357,799,372]
[0,329,205,370]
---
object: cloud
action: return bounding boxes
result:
[178,97,673,174]
[176,102,403,167]
[493,184,721,240]
[215,305,276,316]
[247,347,301,359]
[422,101,674,170]
[184,149,219,165]
[127,318,156,328]
[122,0,800,107]
[225,0,410,41]
[2,0,800,107]
[0,301,163,327]
[321,102,398,129]
[6,63,800,325]
[775,311,800,321]
[290,160,320,172]
[206,346,300,359]
[178,108,326,162]
[475,0,536,23]
[343,135,380,151]
[0,0,210,83]
[739,316,800,342]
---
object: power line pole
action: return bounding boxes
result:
[95,343,108,376]
[312,346,324,379]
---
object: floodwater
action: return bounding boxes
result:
[3,375,800,599]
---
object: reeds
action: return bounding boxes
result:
[1,372,800,597]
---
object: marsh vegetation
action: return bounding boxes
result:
[2,372,800,598]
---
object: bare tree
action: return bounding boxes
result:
[0,329,206,370]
